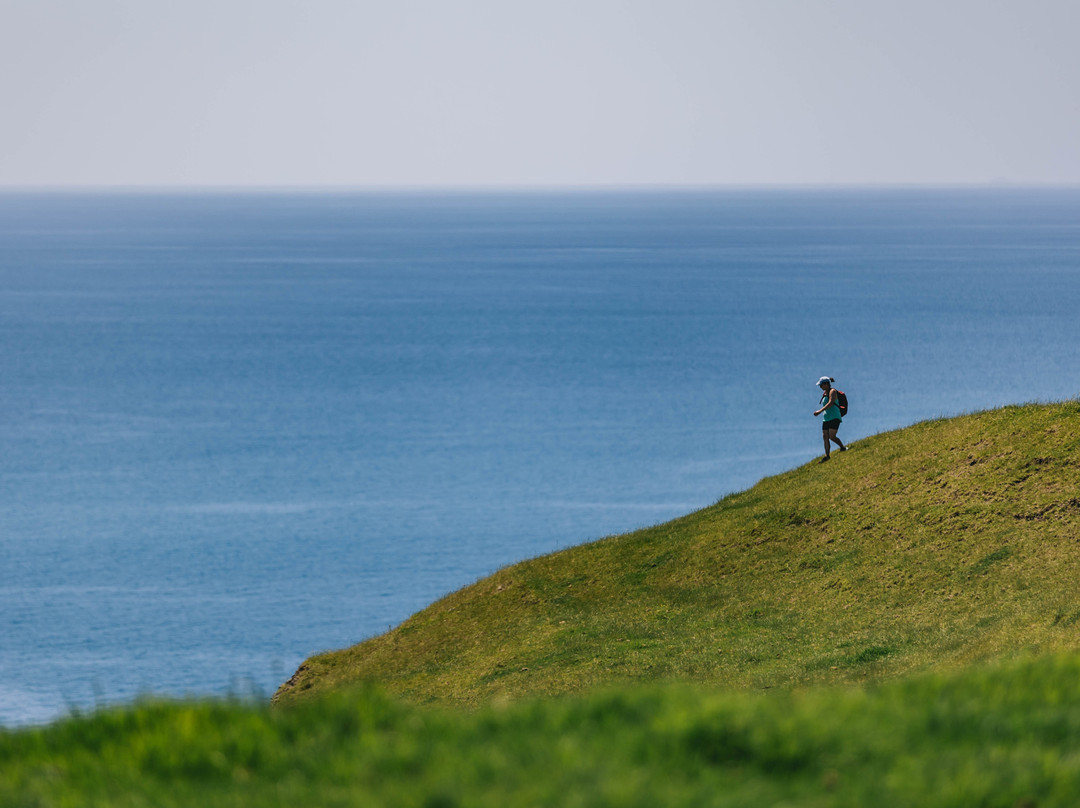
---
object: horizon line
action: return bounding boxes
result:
[3,180,1080,195]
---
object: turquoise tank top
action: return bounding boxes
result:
[820,392,842,422]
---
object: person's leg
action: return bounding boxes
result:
[822,428,831,459]
[828,429,846,451]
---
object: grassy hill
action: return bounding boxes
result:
[275,401,1080,706]
[6,402,1080,807]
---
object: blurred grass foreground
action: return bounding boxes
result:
[4,656,1080,807]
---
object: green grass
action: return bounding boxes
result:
[277,401,1080,706]
[8,402,1080,806]
[6,655,1080,806]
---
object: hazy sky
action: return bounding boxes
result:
[2,0,1078,187]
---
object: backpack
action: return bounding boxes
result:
[835,390,848,417]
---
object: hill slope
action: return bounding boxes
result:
[276,402,1080,706]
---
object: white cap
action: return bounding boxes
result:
[817,376,831,386]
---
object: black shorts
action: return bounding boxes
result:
[822,419,841,432]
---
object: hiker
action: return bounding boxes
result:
[813,376,846,461]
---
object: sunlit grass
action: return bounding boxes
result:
[279,401,1080,706]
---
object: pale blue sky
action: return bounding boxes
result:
[2,0,1078,187]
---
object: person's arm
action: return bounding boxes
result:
[813,389,837,417]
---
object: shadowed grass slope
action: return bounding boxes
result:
[277,402,1080,707]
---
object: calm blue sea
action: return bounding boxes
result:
[2,189,1079,725]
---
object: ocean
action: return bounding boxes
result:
[2,188,1079,725]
